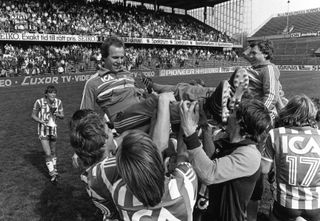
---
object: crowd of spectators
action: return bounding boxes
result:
[0,0,240,77]
[126,46,242,69]
[0,44,244,77]
[0,0,231,42]
[0,44,98,77]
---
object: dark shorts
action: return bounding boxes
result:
[272,200,320,221]
[250,173,264,201]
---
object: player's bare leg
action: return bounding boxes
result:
[41,139,57,182]
[50,140,58,176]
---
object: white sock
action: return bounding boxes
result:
[46,160,54,174]
[52,157,57,167]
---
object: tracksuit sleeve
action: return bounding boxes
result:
[80,80,96,110]
[262,66,279,110]
[184,133,261,185]
[261,130,275,162]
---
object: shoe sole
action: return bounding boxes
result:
[221,80,231,123]
[229,69,249,110]
[232,68,249,89]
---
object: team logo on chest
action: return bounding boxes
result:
[282,135,320,155]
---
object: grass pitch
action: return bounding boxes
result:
[0,71,318,221]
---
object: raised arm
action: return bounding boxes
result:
[201,126,216,158]
[178,100,200,163]
[151,92,176,153]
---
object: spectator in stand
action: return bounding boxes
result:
[231,50,238,62]
[261,94,320,221]
[0,41,248,77]
[0,0,233,42]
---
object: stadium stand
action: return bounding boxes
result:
[270,38,320,65]
[0,0,230,42]
[253,9,320,37]
[250,8,320,65]
[0,44,247,77]
[0,0,245,77]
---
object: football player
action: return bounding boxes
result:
[31,85,64,182]
[261,94,320,221]
[114,129,197,221]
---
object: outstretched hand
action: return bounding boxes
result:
[179,100,199,137]
[158,92,176,103]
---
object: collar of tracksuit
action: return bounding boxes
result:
[214,137,255,149]
[98,67,129,78]
[183,132,255,151]
[252,60,272,69]
[212,137,256,159]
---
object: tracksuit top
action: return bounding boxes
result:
[185,133,261,221]
[247,61,283,118]
[80,68,142,121]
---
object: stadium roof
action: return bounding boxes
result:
[135,0,229,10]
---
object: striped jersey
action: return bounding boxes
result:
[80,68,142,121]
[111,162,198,221]
[81,157,121,221]
[33,97,63,137]
[246,62,282,118]
[262,127,320,209]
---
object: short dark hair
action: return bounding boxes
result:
[69,109,96,130]
[70,112,107,167]
[236,99,271,142]
[100,36,125,58]
[250,40,274,60]
[277,94,317,128]
[190,78,205,87]
[45,85,57,94]
[311,97,320,122]
[116,130,165,207]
